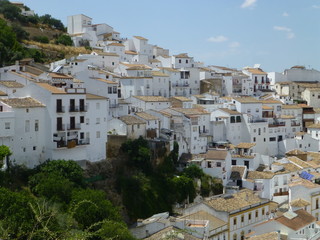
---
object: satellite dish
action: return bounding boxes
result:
[254,64,261,69]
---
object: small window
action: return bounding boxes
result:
[96,131,100,138]
[241,215,244,222]
[80,116,84,123]
[26,108,29,113]
[35,120,39,131]
[248,213,251,220]
[233,217,237,225]
[178,59,181,63]
[5,122,10,129]
[33,146,36,151]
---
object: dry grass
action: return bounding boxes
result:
[23,40,93,58]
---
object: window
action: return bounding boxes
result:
[96,103,100,110]
[35,120,39,131]
[113,86,117,93]
[178,59,181,63]
[217,162,221,167]
[256,108,259,112]
[232,160,237,165]
[5,122,10,129]
[96,131,100,138]
[25,120,30,132]
[258,128,261,135]
[108,87,112,94]
[96,118,100,124]
[80,132,84,139]
[269,137,276,142]
[262,208,265,215]
[241,215,244,222]
[186,59,188,64]
[33,146,36,151]
[230,116,236,123]
[316,199,319,209]
[233,233,237,240]
[253,137,256,142]
[256,210,258,218]
[80,116,84,123]
[248,213,251,220]
[233,217,237,225]
[86,118,89,125]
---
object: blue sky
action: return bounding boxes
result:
[21,0,320,72]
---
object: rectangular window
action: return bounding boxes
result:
[249,213,251,220]
[232,160,237,165]
[96,102,100,110]
[80,116,84,123]
[108,87,112,94]
[241,215,244,222]
[256,210,258,218]
[5,122,10,129]
[35,120,39,131]
[96,118,100,124]
[80,132,84,139]
[96,131,100,138]
[233,218,237,225]
[113,86,117,93]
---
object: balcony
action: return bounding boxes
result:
[174,83,189,87]
[79,105,87,112]
[67,123,81,130]
[69,105,79,112]
[56,106,65,113]
[291,122,300,127]
[268,122,285,128]
[78,138,90,145]
[56,124,66,131]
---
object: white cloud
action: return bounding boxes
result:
[282,12,289,17]
[273,26,295,39]
[207,35,228,43]
[229,42,240,48]
[241,0,257,8]
[312,5,320,9]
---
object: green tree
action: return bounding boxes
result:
[70,189,121,230]
[33,35,49,43]
[93,220,136,240]
[29,172,75,203]
[0,187,35,238]
[121,137,152,175]
[0,18,22,66]
[55,34,73,46]
[172,175,196,204]
[182,164,204,179]
[0,145,11,168]
[36,159,85,185]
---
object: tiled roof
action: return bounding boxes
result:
[205,189,266,212]
[174,53,190,58]
[172,107,210,115]
[121,62,151,69]
[219,108,241,115]
[290,198,310,207]
[247,171,275,179]
[230,166,246,180]
[119,115,146,125]
[135,112,159,121]
[244,68,267,75]
[275,209,315,231]
[281,163,302,172]
[107,42,124,47]
[308,123,320,129]
[261,100,282,104]
[86,93,108,100]
[171,96,193,102]
[152,71,169,77]
[233,97,261,103]
[286,149,305,155]
[179,210,227,231]
[133,36,148,41]
[36,83,66,94]
[98,52,119,56]
[0,81,24,88]
[289,177,319,189]
[133,96,169,102]
[282,104,302,109]
[158,67,180,72]
[287,156,312,168]
[280,114,295,119]
[0,91,7,96]
[236,142,256,149]
[124,50,138,55]
[205,150,228,160]
[247,232,279,240]
[262,105,273,110]
[0,97,45,108]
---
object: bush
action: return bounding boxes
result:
[33,35,49,43]
[55,34,73,46]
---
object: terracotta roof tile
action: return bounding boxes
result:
[275,209,315,231]
[0,97,45,108]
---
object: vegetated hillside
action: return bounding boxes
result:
[0,0,88,65]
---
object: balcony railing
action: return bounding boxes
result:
[174,83,189,87]
[69,106,79,112]
[56,124,66,131]
[67,123,81,130]
[109,103,119,108]
[56,106,65,113]
[78,138,90,145]
[79,105,87,112]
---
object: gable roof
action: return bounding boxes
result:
[0,97,45,108]
[275,209,315,231]
[0,81,24,88]
[119,115,146,125]
[133,96,169,102]
[36,83,66,94]
[205,150,228,160]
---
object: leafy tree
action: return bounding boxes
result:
[0,1,21,21]
[35,159,84,185]
[11,23,29,41]
[29,172,75,203]
[93,220,136,240]
[70,189,121,230]
[182,164,204,179]
[55,34,73,46]
[172,175,196,204]
[121,137,152,175]
[0,18,22,66]
[0,187,35,238]
[0,145,11,168]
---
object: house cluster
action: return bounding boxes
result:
[1,13,320,239]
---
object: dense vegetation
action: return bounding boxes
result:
[0,0,74,66]
[117,137,223,220]
[0,159,136,239]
